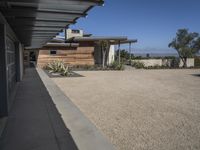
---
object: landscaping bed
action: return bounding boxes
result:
[43,69,83,78]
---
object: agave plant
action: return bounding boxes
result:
[45,60,71,76]
[61,65,71,76]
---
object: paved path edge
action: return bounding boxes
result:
[37,68,115,150]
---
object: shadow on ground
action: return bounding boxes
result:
[0,68,78,150]
[191,74,200,77]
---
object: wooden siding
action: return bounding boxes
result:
[37,46,95,68]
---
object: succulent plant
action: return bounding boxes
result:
[45,60,71,76]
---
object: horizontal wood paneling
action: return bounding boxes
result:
[37,46,95,68]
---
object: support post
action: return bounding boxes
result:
[65,27,67,42]
[0,24,8,117]
[129,42,132,65]
[118,41,121,64]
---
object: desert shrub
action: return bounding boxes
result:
[171,57,180,68]
[110,61,125,70]
[145,65,161,69]
[83,65,95,70]
[131,61,145,69]
[153,64,161,69]
[45,60,71,76]
[145,65,171,69]
[71,65,97,71]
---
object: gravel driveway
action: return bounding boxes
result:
[52,69,200,150]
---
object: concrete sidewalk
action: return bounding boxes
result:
[0,68,78,150]
[37,68,115,150]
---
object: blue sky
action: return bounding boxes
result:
[69,0,200,53]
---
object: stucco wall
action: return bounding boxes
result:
[66,29,84,39]
[107,45,115,65]
[132,59,162,67]
[132,58,194,67]
[179,58,195,67]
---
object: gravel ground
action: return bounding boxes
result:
[52,69,200,150]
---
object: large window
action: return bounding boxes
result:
[6,37,16,101]
[50,50,57,55]
[71,30,80,34]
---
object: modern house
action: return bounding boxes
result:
[0,0,104,135]
[0,1,136,149]
[24,29,136,68]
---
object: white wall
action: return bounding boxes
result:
[66,29,83,39]
[132,58,194,68]
[107,45,115,65]
[179,58,194,67]
[132,59,162,67]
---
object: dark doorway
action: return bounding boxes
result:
[29,51,37,68]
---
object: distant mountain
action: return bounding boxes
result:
[134,53,179,57]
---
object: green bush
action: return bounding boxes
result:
[145,65,171,69]
[110,61,125,70]
[131,61,145,69]
[171,57,180,68]
[45,60,71,76]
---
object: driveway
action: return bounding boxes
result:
[52,69,200,150]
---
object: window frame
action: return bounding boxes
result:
[50,50,57,55]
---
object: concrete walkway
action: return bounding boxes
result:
[0,68,78,150]
[37,68,115,150]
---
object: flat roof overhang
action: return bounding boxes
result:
[71,36,128,42]
[0,0,104,49]
[45,42,79,47]
[70,36,137,45]
[110,39,138,45]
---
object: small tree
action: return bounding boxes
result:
[120,50,130,60]
[169,29,200,67]
[115,49,134,62]
[98,40,110,68]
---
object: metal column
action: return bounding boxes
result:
[118,41,121,64]
[129,42,132,64]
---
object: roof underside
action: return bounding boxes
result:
[0,0,103,49]
[71,36,128,42]
[70,36,137,45]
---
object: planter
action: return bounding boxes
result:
[51,72,61,76]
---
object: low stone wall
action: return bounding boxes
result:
[133,59,162,67]
[132,58,194,67]
[179,58,194,67]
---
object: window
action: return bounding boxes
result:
[50,50,57,55]
[71,30,80,34]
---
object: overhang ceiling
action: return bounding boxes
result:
[0,0,104,49]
